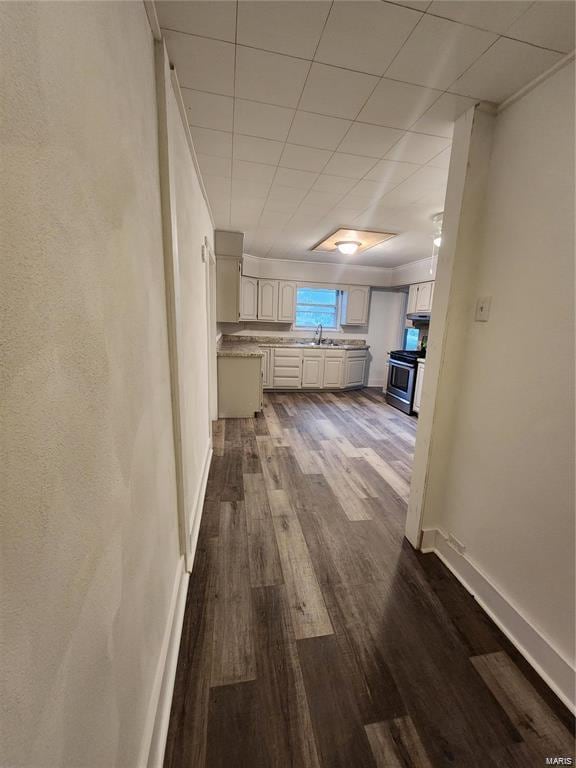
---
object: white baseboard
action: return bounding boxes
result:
[143,442,213,767]
[138,558,188,768]
[187,442,212,572]
[420,528,576,714]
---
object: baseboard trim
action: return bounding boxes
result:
[143,443,213,767]
[138,558,188,768]
[187,441,212,572]
[420,528,576,714]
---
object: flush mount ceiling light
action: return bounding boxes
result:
[311,227,397,256]
[433,236,442,247]
[335,240,361,255]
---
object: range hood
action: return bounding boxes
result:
[406,312,430,322]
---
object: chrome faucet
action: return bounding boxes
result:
[314,323,323,345]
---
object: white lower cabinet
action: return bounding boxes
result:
[272,348,302,389]
[261,348,272,388]
[263,346,367,389]
[413,361,425,413]
[345,351,367,387]
[301,349,324,388]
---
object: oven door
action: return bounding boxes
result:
[386,358,416,414]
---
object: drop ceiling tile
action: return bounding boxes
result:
[427,1,531,35]
[237,1,331,58]
[231,177,273,198]
[427,146,452,169]
[274,167,319,190]
[384,132,450,164]
[190,127,233,158]
[287,112,352,151]
[211,205,230,227]
[280,144,332,172]
[300,190,345,214]
[315,1,421,76]
[233,134,284,165]
[385,15,497,90]
[506,1,576,53]
[235,47,310,108]
[358,78,442,129]
[204,176,232,200]
[266,185,309,212]
[323,152,379,179]
[313,175,358,195]
[337,123,405,158]
[349,179,399,200]
[365,159,420,184]
[299,63,379,120]
[230,197,266,229]
[157,0,237,41]
[449,37,562,102]
[390,0,431,10]
[163,31,235,96]
[409,92,478,137]
[235,100,295,141]
[197,154,232,178]
[259,209,293,228]
[181,89,234,132]
[232,159,277,185]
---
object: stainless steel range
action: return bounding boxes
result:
[385,350,423,414]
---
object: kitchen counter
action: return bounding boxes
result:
[217,342,263,358]
[221,334,369,351]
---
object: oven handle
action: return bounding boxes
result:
[388,358,416,369]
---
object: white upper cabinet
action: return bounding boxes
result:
[258,279,279,321]
[407,281,434,314]
[216,256,241,322]
[341,285,370,325]
[277,281,297,323]
[415,281,434,312]
[240,276,258,320]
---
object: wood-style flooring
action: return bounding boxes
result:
[165,389,575,768]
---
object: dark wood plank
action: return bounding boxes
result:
[206,681,265,768]
[211,501,255,687]
[164,538,218,768]
[297,634,377,768]
[365,717,433,768]
[243,473,283,588]
[252,586,321,767]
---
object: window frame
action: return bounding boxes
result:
[294,284,342,331]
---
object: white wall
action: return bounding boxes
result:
[366,290,406,387]
[242,252,434,287]
[417,64,575,704]
[0,3,214,766]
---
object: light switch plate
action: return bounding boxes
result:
[475,296,492,322]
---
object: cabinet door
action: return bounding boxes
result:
[407,284,419,315]
[240,276,258,320]
[302,356,324,388]
[343,286,370,325]
[323,357,343,388]
[261,348,272,388]
[415,282,433,312]
[278,281,297,323]
[345,356,366,387]
[216,257,241,322]
[413,363,425,413]
[258,279,278,321]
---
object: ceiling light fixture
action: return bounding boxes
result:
[311,227,397,256]
[433,236,442,247]
[335,240,361,256]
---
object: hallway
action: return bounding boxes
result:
[164,390,574,768]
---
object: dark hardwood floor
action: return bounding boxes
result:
[165,389,575,768]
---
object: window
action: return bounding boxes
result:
[295,287,340,329]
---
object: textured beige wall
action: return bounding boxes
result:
[0,3,183,766]
[422,64,575,666]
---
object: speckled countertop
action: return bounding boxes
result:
[221,334,369,351]
[217,342,264,358]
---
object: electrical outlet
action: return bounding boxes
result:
[475,296,492,322]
